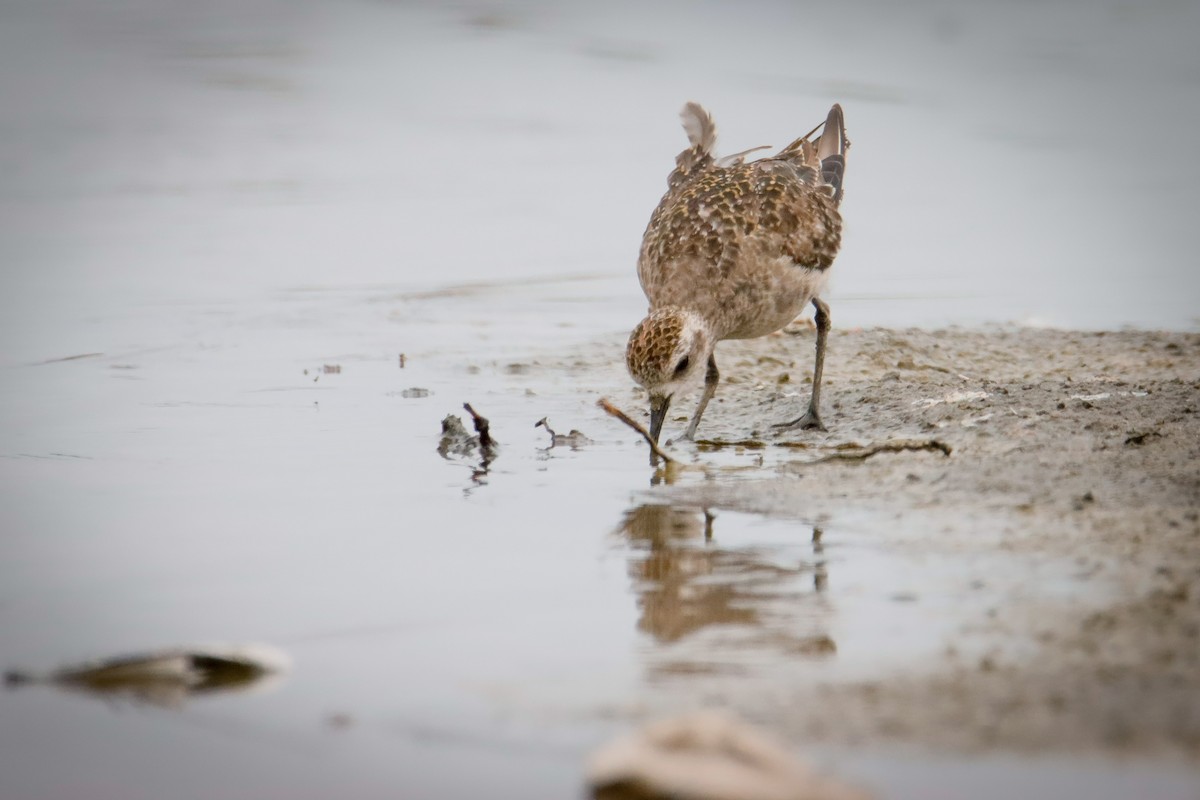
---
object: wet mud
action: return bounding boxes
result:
[579,324,1200,759]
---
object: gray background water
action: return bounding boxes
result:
[2,1,1198,798]
[2,0,1198,349]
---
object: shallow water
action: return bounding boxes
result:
[2,1,1199,798]
[4,279,1197,798]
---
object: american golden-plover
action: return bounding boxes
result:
[626,102,848,444]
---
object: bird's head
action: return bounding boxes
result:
[625,307,712,443]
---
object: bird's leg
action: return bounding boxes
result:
[775,297,830,431]
[681,354,720,441]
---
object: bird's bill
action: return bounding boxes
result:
[648,393,670,444]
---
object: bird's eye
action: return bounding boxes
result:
[674,356,690,375]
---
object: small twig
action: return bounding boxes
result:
[694,438,768,449]
[597,398,676,465]
[535,417,594,449]
[462,403,494,450]
[807,439,951,463]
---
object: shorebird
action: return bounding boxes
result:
[626,102,848,444]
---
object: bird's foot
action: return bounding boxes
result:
[675,419,704,442]
[773,408,826,432]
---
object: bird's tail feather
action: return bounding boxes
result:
[680,102,717,153]
[816,104,847,204]
[670,102,718,186]
[774,104,848,203]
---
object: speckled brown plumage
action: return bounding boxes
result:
[639,106,844,341]
[626,308,690,388]
[626,102,849,445]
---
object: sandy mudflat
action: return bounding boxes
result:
[621,324,1200,757]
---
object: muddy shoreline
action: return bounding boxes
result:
[583,324,1200,760]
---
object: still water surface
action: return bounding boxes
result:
[2,1,1198,797]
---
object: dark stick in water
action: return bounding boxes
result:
[462,403,494,450]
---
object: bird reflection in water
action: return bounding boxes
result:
[614,504,835,670]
